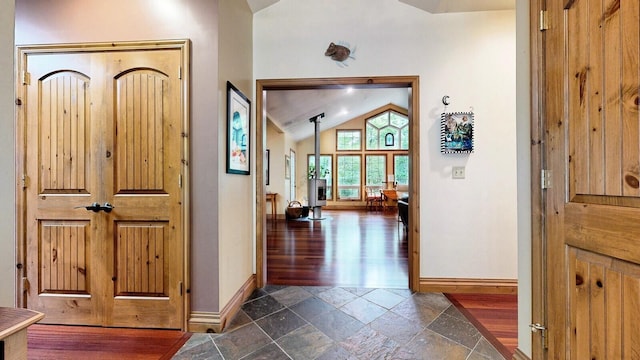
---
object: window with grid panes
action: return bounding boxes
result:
[394,154,409,185]
[336,155,361,200]
[365,111,408,150]
[365,155,386,186]
[336,129,362,151]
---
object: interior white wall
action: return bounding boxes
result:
[218,0,254,309]
[0,0,16,307]
[254,0,518,280]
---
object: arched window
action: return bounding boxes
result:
[366,110,408,150]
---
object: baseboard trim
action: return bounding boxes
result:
[512,348,531,360]
[187,274,256,333]
[419,277,517,294]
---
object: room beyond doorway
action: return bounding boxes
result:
[255,76,420,291]
[267,209,408,288]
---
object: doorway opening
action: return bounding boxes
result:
[255,76,420,291]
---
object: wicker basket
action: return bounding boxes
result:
[286,201,305,219]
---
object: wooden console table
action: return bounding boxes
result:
[0,307,44,360]
[266,193,277,220]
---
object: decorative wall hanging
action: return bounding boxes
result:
[325,42,356,67]
[265,149,270,185]
[226,81,251,175]
[440,112,474,153]
[285,155,291,179]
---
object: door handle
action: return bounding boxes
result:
[75,202,115,213]
[101,202,114,213]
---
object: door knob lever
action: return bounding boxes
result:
[75,202,115,213]
[101,202,114,213]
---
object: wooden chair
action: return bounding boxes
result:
[364,186,383,210]
[381,189,398,209]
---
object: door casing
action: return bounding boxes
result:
[255,76,420,291]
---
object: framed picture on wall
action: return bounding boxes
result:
[226,81,251,175]
[285,155,291,179]
[440,112,474,154]
[265,149,270,185]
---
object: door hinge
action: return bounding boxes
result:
[541,169,552,189]
[539,10,549,31]
[530,323,548,348]
[21,71,31,85]
[178,67,182,80]
[22,277,30,291]
[178,174,182,188]
[179,281,183,296]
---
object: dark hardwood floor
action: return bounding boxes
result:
[267,209,409,288]
[446,293,518,359]
[27,324,190,359]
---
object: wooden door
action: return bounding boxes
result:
[20,43,185,329]
[541,0,640,358]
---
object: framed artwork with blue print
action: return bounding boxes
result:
[226,81,251,175]
[440,112,474,154]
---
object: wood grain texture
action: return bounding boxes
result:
[115,71,166,192]
[543,0,640,358]
[567,0,640,198]
[20,42,187,329]
[445,293,517,359]
[0,308,44,339]
[39,72,89,193]
[27,324,190,360]
[40,222,88,293]
[419,277,517,294]
[569,248,640,360]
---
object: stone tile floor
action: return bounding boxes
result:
[173,285,505,360]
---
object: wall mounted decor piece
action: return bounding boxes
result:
[285,155,291,179]
[226,81,251,175]
[324,42,355,67]
[440,112,474,153]
[265,149,270,185]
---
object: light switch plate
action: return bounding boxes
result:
[452,166,465,179]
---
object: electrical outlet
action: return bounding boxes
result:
[452,166,465,179]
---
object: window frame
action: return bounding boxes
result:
[393,154,409,186]
[336,154,362,201]
[336,129,362,151]
[364,153,387,188]
[365,110,409,151]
